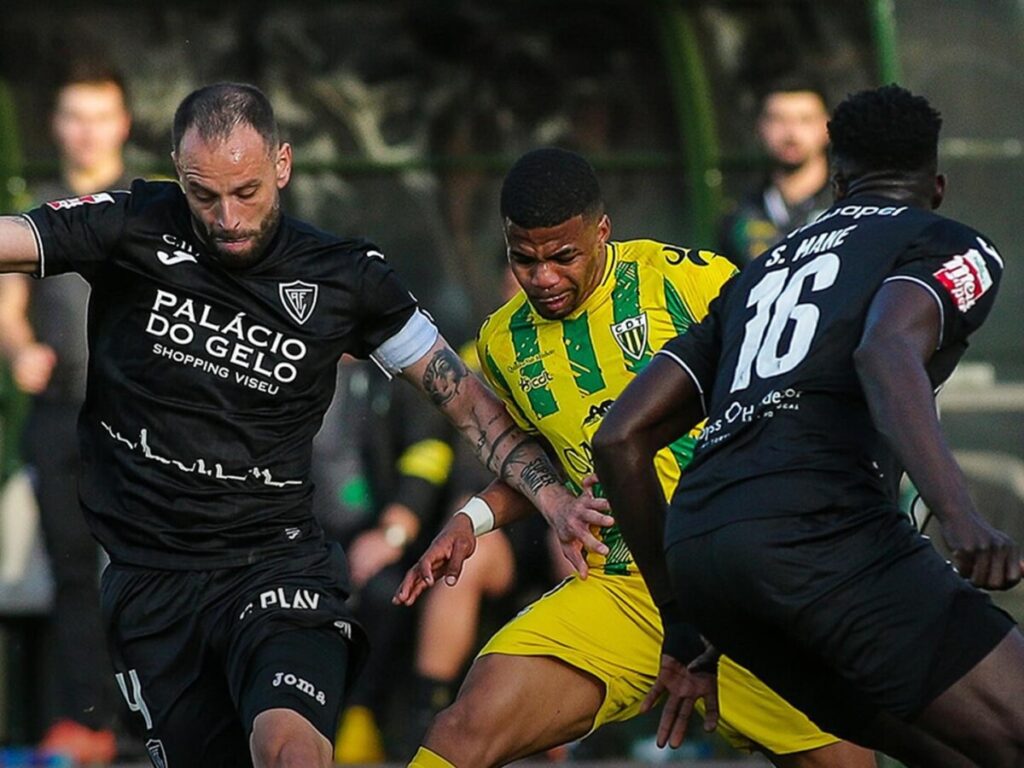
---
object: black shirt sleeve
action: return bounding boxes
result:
[350,247,419,358]
[23,189,131,281]
[885,220,1003,350]
[657,284,729,412]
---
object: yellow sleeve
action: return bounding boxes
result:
[674,250,737,322]
[475,328,537,434]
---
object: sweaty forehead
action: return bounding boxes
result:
[178,123,271,166]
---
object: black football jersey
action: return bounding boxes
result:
[23,180,420,568]
[659,195,1004,543]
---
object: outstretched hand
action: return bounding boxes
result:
[544,474,613,579]
[641,650,719,750]
[392,513,476,606]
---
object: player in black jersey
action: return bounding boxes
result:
[594,85,1024,766]
[0,83,609,767]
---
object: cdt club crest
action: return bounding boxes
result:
[279,280,319,325]
[611,314,648,360]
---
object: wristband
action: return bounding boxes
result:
[659,599,706,665]
[455,496,495,536]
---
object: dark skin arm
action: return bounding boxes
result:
[592,354,717,748]
[593,354,704,619]
[854,281,1022,589]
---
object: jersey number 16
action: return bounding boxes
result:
[730,253,840,393]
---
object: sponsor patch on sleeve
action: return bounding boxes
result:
[933,248,993,313]
[45,192,115,210]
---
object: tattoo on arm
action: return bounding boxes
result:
[519,457,561,495]
[498,439,560,495]
[484,424,518,472]
[421,348,468,407]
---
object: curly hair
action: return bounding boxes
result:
[828,84,942,173]
[500,148,603,229]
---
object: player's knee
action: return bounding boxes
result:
[250,711,332,768]
[252,734,331,768]
[424,699,493,758]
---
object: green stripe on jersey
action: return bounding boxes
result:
[611,261,652,373]
[509,303,558,418]
[667,433,698,474]
[663,278,694,336]
[562,313,606,395]
[483,347,533,427]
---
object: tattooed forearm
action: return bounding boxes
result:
[484,424,519,472]
[421,348,468,406]
[519,457,561,495]
[497,438,560,495]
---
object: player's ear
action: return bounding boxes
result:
[275,142,293,189]
[931,173,946,210]
[597,213,611,245]
[830,171,848,202]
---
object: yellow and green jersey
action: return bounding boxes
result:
[477,239,736,575]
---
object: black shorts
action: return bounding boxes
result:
[101,544,368,767]
[665,506,1016,741]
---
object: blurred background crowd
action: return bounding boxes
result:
[0,0,1020,764]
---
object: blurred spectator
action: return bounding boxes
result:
[718,75,831,268]
[0,58,131,764]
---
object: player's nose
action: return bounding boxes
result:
[531,261,560,289]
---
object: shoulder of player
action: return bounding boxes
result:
[612,238,728,277]
[276,219,392,272]
[477,292,531,349]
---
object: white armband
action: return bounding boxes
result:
[455,496,495,537]
[370,309,439,375]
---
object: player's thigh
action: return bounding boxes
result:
[478,573,662,730]
[914,627,1024,764]
[665,535,881,744]
[103,565,252,766]
[714,654,865,759]
[235,626,351,748]
[425,652,603,764]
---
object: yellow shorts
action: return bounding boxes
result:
[479,572,838,754]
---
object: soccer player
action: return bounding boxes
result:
[0,83,605,767]
[396,148,874,767]
[593,85,1024,766]
[718,75,831,268]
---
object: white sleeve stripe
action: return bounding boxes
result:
[19,214,44,278]
[370,309,438,375]
[882,275,945,350]
[654,349,707,416]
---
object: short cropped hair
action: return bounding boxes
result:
[828,84,942,174]
[500,148,603,229]
[172,82,279,154]
[757,74,829,112]
[56,58,129,109]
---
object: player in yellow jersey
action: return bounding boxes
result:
[394,149,875,768]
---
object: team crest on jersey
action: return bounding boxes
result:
[45,192,114,210]
[146,738,168,768]
[279,280,319,325]
[611,313,648,360]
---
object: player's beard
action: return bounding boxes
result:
[200,200,282,269]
